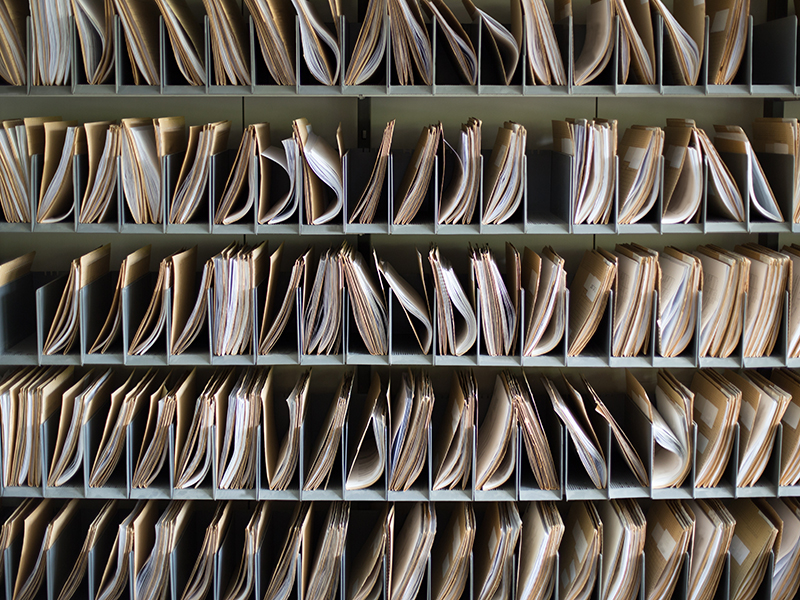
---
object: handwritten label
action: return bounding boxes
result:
[585,273,601,302]
[624,146,646,170]
[785,401,800,429]
[697,394,719,428]
[740,401,755,432]
[561,138,574,155]
[654,524,676,560]
[697,431,708,454]
[730,535,750,565]
[711,9,730,32]
[666,145,685,169]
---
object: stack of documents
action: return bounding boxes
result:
[35,120,82,223]
[0,118,39,223]
[215,123,271,225]
[127,246,197,355]
[662,121,702,224]
[482,122,526,225]
[691,369,741,488]
[346,372,387,490]
[760,499,800,600]
[751,118,800,223]
[568,249,616,356]
[771,369,800,486]
[226,501,270,600]
[695,244,749,358]
[390,503,436,600]
[657,247,701,358]
[726,370,790,487]
[522,246,566,357]
[618,126,663,224]
[376,249,433,355]
[344,0,388,85]
[471,244,519,357]
[303,502,351,600]
[395,124,441,224]
[203,0,252,85]
[175,369,234,489]
[341,243,388,355]
[264,370,310,490]
[47,368,114,487]
[88,370,161,487]
[627,370,693,489]
[706,0,749,84]
[388,0,432,85]
[303,247,342,355]
[517,373,559,490]
[598,499,647,600]
[96,500,151,600]
[727,500,778,600]
[429,245,477,356]
[516,501,563,600]
[243,0,296,85]
[154,0,206,85]
[291,0,340,85]
[43,244,111,355]
[476,372,518,491]
[121,117,186,224]
[735,243,790,358]
[545,376,606,488]
[553,118,617,225]
[88,246,151,354]
[560,502,602,600]
[611,243,657,358]
[350,120,395,224]
[520,0,566,85]
[686,500,735,600]
[0,366,74,487]
[463,0,520,85]
[650,0,704,85]
[259,247,312,355]
[616,0,656,84]
[422,0,477,84]
[573,0,614,86]
[56,500,118,600]
[438,118,481,225]
[784,245,800,357]
[261,133,303,224]
[432,371,475,491]
[588,377,649,487]
[169,120,231,223]
[294,118,344,225]
[304,372,353,490]
[135,501,193,600]
[431,503,475,600]
[263,503,312,600]
[73,0,114,83]
[645,500,694,600]
[134,371,195,489]
[30,0,70,86]
[78,122,121,224]
[389,370,434,492]
[181,502,232,600]
[715,126,783,222]
[348,506,391,600]
[474,503,521,600]
[111,0,160,84]
[12,499,78,600]
[212,242,269,355]
[0,1,25,86]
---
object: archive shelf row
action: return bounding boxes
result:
[0,364,795,503]
[3,11,800,98]
[6,146,798,236]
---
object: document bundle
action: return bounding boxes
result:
[553,118,617,226]
[422,0,477,85]
[560,501,602,600]
[520,0,566,85]
[475,372,518,491]
[474,502,521,600]
[389,369,434,492]
[471,244,519,357]
[168,120,231,224]
[616,0,656,84]
[438,118,481,225]
[42,244,111,355]
[214,123,271,225]
[429,245,477,356]
[522,246,566,358]
[431,502,474,600]
[346,372,387,490]
[751,118,800,224]
[483,122,527,225]
[203,0,252,85]
[617,126,663,224]
[517,373,560,490]
[78,122,121,224]
[611,243,657,358]
[431,371,475,491]
[35,119,83,224]
[395,123,441,225]
[121,116,187,224]
[657,247,701,358]
[663,119,744,224]
[692,369,741,488]
[349,120,395,224]
[572,0,614,86]
[568,249,616,357]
